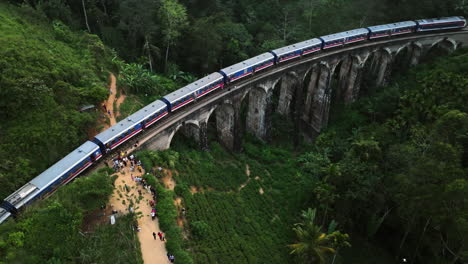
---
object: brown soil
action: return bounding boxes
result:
[190,186,198,194]
[107,164,169,264]
[161,170,176,190]
[174,197,186,228]
[89,73,126,139]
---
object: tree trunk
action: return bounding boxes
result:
[283,11,288,41]
[82,0,91,33]
[331,250,338,264]
[145,36,153,72]
[397,216,414,261]
[410,217,431,264]
[165,42,170,73]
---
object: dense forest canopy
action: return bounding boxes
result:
[6,0,467,75]
[0,3,115,200]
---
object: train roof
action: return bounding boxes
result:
[129,100,167,122]
[0,208,10,225]
[94,116,141,144]
[220,53,273,76]
[28,141,98,190]
[320,31,349,42]
[320,28,370,42]
[294,38,323,49]
[186,72,224,92]
[162,85,194,104]
[271,43,303,57]
[368,21,416,31]
[416,16,466,25]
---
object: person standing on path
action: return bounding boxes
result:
[152,232,157,240]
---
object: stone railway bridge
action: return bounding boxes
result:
[134,29,468,153]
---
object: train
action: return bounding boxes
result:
[0,16,465,224]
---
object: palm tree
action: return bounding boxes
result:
[289,208,350,264]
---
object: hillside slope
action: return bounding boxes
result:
[0,3,114,200]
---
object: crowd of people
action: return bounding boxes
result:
[108,151,177,262]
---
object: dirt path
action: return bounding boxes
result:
[105,74,117,126]
[108,164,170,264]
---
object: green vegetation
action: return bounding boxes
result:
[0,3,114,200]
[136,48,468,264]
[0,168,143,263]
[8,0,466,76]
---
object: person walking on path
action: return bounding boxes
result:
[158,232,163,241]
[152,232,157,240]
[169,254,175,263]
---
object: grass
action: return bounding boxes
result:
[117,94,145,121]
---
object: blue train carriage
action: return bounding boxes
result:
[160,85,196,113]
[131,100,168,129]
[297,38,323,56]
[416,16,466,31]
[367,21,416,39]
[319,32,347,49]
[0,208,10,224]
[188,72,224,99]
[240,52,275,74]
[343,28,371,44]
[0,140,101,222]
[270,43,304,64]
[93,115,144,152]
[219,59,255,84]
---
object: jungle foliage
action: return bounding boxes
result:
[0,3,114,200]
[7,0,467,76]
[140,48,468,264]
[0,168,143,264]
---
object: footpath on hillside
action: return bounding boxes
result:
[99,74,170,263]
[107,157,170,264]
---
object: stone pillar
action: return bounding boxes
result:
[216,104,236,150]
[375,50,392,87]
[199,121,208,151]
[343,57,363,104]
[336,57,352,101]
[246,88,270,141]
[277,76,296,116]
[309,66,331,133]
[303,66,319,122]
[409,42,422,66]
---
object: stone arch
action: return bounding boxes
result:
[361,48,393,92]
[422,37,457,63]
[167,120,201,149]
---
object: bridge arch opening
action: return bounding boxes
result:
[392,44,412,78]
[421,38,456,64]
[328,59,348,123]
[168,121,201,150]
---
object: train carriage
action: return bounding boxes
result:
[241,53,275,73]
[219,60,255,83]
[0,141,101,219]
[319,32,347,49]
[131,100,168,129]
[271,43,304,64]
[344,28,370,44]
[299,38,323,55]
[416,16,466,31]
[161,86,196,112]
[0,208,9,224]
[93,116,144,151]
[189,72,225,99]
